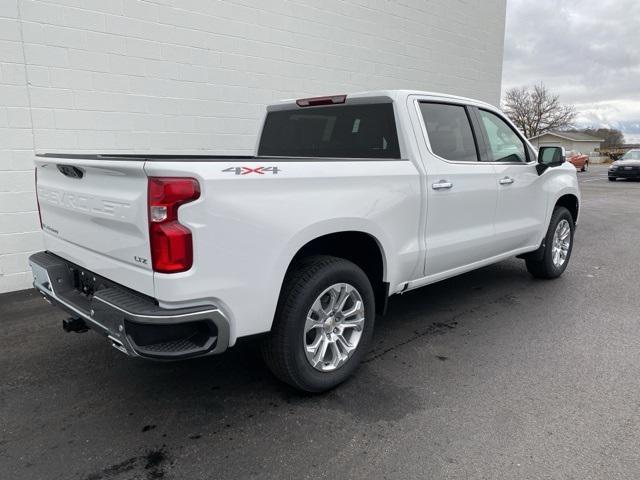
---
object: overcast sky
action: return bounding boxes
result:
[502,0,640,143]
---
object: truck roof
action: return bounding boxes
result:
[267,89,496,111]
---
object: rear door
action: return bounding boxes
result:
[472,108,548,252]
[35,155,154,295]
[413,100,499,277]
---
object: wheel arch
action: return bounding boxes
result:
[555,193,579,224]
[282,229,390,315]
[519,189,580,263]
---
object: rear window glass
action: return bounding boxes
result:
[258,103,400,159]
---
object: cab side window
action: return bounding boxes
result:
[478,109,528,163]
[419,102,479,162]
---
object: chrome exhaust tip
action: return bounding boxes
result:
[108,335,128,355]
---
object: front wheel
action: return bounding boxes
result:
[609,177,616,182]
[262,255,375,392]
[525,206,575,279]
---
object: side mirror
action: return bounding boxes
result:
[536,146,566,175]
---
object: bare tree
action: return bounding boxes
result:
[578,127,624,148]
[502,84,576,139]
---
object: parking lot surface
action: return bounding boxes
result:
[1,165,639,480]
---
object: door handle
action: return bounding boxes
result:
[499,176,514,185]
[432,180,453,190]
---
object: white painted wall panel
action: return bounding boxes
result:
[0,1,43,292]
[0,0,507,293]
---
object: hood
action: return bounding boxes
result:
[614,159,640,167]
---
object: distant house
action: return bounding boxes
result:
[529,131,604,154]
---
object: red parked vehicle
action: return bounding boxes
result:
[567,151,589,172]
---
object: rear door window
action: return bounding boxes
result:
[258,103,400,159]
[419,102,479,162]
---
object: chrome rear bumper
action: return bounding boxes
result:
[29,251,230,359]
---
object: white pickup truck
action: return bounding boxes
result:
[30,90,580,392]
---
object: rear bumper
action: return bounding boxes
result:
[29,251,230,360]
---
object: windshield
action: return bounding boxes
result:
[622,150,640,160]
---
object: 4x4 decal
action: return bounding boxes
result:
[222,166,281,175]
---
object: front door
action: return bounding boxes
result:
[473,108,548,253]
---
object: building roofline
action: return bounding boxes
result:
[529,131,605,142]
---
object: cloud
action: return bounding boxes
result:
[502,0,640,142]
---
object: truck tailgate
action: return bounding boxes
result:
[35,156,154,296]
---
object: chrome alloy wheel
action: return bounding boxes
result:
[303,283,365,372]
[552,219,571,268]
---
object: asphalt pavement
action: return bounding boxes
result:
[1,164,639,480]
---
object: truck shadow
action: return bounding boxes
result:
[102,258,535,422]
[5,258,562,479]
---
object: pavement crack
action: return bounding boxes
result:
[364,294,517,363]
[363,318,460,363]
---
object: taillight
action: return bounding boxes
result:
[148,177,200,273]
[35,167,42,229]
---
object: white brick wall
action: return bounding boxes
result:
[0,0,506,293]
[0,0,43,292]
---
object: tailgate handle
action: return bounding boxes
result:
[57,165,84,179]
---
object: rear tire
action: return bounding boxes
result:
[581,162,588,172]
[262,255,375,392]
[525,206,575,279]
[608,177,616,182]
